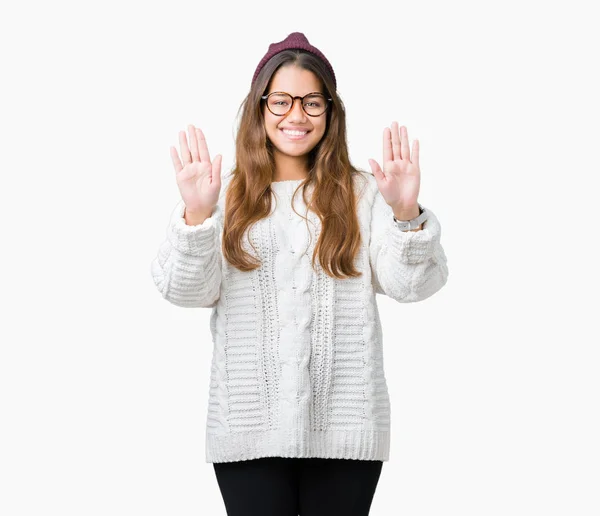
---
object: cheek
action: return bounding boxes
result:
[263,110,276,128]
[314,123,327,139]
[268,118,281,134]
[263,119,277,138]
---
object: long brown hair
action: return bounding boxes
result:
[222,49,366,279]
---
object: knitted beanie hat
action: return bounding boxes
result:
[251,32,337,90]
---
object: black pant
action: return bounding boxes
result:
[213,456,383,516]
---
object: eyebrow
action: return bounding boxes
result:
[267,90,324,96]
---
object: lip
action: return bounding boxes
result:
[279,128,311,140]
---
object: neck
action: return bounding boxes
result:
[273,150,309,182]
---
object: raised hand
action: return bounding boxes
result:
[368,121,421,218]
[170,124,222,218]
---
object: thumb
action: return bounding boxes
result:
[368,159,384,182]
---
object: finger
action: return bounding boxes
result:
[188,124,200,162]
[412,139,419,166]
[383,127,393,163]
[179,130,192,165]
[170,146,183,173]
[196,127,211,163]
[212,154,223,186]
[368,159,385,182]
[400,125,410,162]
[391,121,402,161]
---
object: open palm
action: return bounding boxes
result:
[368,121,420,212]
[170,124,222,215]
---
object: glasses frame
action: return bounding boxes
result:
[261,91,333,117]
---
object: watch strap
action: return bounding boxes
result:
[393,203,428,231]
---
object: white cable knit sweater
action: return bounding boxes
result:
[151,171,449,463]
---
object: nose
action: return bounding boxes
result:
[286,97,308,122]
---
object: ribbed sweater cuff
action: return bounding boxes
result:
[387,208,441,265]
[167,200,218,256]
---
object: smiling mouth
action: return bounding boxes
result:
[280,128,310,140]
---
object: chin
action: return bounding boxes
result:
[279,140,319,153]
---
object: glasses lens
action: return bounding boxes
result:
[303,94,327,116]
[267,93,328,116]
[267,93,293,115]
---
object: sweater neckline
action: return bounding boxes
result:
[271,179,306,191]
[271,179,305,184]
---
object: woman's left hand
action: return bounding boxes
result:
[368,121,421,217]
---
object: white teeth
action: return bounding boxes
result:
[282,129,307,136]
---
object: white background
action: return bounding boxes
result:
[1,0,599,514]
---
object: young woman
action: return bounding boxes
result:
[151,32,449,516]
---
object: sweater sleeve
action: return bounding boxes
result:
[369,187,449,303]
[150,198,223,308]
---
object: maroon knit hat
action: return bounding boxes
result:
[251,32,337,90]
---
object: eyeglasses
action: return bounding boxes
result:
[261,91,332,117]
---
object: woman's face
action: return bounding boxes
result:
[263,65,328,159]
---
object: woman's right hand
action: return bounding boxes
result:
[170,124,222,218]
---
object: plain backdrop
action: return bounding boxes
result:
[1,0,599,515]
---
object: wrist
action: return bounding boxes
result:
[183,207,213,226]
[392,203,426,232]
[392,204,420,221]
